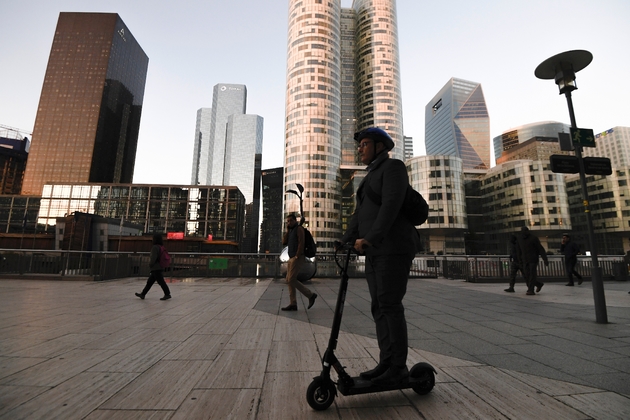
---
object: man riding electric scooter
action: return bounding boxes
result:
[339,127,421,386]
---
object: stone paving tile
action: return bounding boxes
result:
[0,277,629,419]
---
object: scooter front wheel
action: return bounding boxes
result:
[306,377,336,410]
[410,363,436,395]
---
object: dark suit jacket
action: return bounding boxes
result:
[341,154,419,257]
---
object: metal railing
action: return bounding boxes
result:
[0,249,626,282]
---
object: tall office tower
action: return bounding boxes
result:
[191,108,212,185]
[493,121,570,162]
[583,126,630,167]
[259,167,284,254]
[205,84,247,185]
[284,0,404,251]
[189,84,262,252]
[224,114,263,252]
[425,78,490,171]
[21,12,148,196]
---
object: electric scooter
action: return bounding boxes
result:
[306,242,436,411]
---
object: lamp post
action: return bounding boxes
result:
[535,50,607,324]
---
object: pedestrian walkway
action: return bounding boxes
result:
[0,276,628,419]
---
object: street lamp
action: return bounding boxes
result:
[535,50,607,324]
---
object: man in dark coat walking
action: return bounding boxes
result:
[516,226,549,296]
[560,233,583,286]
[340,127,420,386]
[505,234,524,293]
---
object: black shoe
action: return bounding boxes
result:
[160,295,171,300]
[526,291,535,295]
[566,283,574,286]
[536,284,543,293]
[504,287,515,293]
[577,276,583,285]
[281,304,297,311]
[371,366,409,386]
[135,293,145,300]
[360,363,390,380]
[308,293,317,309]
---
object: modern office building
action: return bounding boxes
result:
[493,121,570,162]
[191,84,248,185]
[191,108,212,186]
[479,160,570,254]
[284,0,404,251]
[425,78,490,171]
[190,84,263,252]
[225,114,263,252]
[37,184,245,244]
[407,155,467,254]
[582,126,630,167]
[565,167,630,254]
[0,128,30,195]
[21,12,149,196]
[496,136,572,165]
[259,167,284,254]
[563,127,630,254]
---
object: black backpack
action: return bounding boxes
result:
[365,184,429,226]
[303,227,317,258]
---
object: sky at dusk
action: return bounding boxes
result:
[1,0,629,184]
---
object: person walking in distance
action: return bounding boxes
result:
[517,226,549,296]
[560,233,583,286]
[135,234,171,300]
[339,127,420,386]
[281,214,317,311]
[505,234,524,293]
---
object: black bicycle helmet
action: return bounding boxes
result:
[354,127,395,151]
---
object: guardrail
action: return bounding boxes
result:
[0,249,626,282]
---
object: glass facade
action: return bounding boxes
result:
[206,84,247,185]
[353,0,404,160]
[22,13,148,195]
[583,126,630,168]
[425,78,490,171]
[285,0,343,252]
[37,183,245,242]
[284,0,404,251]
[225,114,263,252]
[0,196,42,234]
[259,167,284,253]
[191,108,212,185]
[493,121,570,162]
[479,160,569,253]
[407,156,466,254]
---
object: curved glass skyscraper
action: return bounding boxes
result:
[284,0,403,251]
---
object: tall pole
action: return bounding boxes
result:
[564,91,607,323]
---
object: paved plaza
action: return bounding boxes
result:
[0,274,629,419]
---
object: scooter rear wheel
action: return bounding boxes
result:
[306,378,336,410]
[410,363,435,395]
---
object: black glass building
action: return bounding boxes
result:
[22,12,149,195]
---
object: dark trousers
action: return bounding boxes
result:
[508,261,524,288]
[565,256,581,284]
[365,253,413,368]
[524,262,543,293]
[141,270,170,296]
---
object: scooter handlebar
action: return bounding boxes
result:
[334,241,355,252]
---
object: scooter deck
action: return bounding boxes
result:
[337,375,425,396]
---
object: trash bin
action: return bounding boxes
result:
[612,262,628,281]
